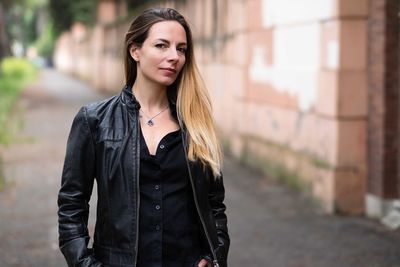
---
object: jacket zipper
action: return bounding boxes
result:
[178,120,220,267]
[134,111,141,267]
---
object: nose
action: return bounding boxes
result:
[167,47,179,62]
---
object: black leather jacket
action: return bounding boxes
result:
[58,86,229,267]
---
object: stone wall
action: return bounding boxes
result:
[53,0,370,214]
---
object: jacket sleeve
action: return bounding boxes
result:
[208,172,230,265]
[57,106,102,267]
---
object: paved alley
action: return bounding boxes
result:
[0,69,400,267]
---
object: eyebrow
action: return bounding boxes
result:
[156,38,187,46]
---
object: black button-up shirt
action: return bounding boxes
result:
[137,128,203,267]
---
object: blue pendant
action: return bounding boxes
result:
[147,119,154,126]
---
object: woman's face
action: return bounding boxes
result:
[130,20,187,87]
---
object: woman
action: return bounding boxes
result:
[58,7,229,267]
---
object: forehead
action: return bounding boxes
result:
[146,20,187,43]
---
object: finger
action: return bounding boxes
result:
[197,259,208,267]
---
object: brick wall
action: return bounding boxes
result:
[367,0,400,199]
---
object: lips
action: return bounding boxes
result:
[160,67,177,74]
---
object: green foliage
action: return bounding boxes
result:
[1,0,50,61]
[71,0,97,26]
[49,0,97,36]
[0,57,36,82]
[25,0,48,7]
[127,0,155,10]
[0,0,23,10]
[35,22,55,58]
[48,0,73,35]
[0,57,37,144]
[22,7,38,45]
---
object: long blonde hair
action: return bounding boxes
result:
[124,8,222,177]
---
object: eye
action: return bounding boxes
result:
[177,47,187,54]
[155,43,167,49]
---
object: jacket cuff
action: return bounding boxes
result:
[60,237,102,267]
[202,254,213,264]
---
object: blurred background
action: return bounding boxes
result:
[1,0,400,266]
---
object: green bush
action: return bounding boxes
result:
[0,57,37,84]
[0,57,37,144]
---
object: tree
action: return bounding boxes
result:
[0,3,11,59]
[49,0,97,36]
[0,0,24,59]
[48,0,72,35]
[0,0,48,59]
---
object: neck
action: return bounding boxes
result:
[132,76,169,113]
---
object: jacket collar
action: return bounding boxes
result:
[121,85,141,110]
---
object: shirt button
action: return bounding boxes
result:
[155,205,161,210]
[160,144,165,149]
[155,225,161,231]
[154,185,160,190]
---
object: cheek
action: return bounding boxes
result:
[141,55,159,71]
[178,58,186,71]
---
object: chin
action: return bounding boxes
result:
[157,77,177,86]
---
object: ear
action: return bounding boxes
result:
[129,45,140,62]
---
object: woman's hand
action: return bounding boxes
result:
[198,258,212,267]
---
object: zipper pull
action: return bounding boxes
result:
[213,260,220,267]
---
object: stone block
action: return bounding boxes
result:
[204,63,225,120]
[224,65,246,100]
[54,33,74,73]
[246,0,263,31]
[104,57,124,92]
[223,33,247,66]
[260,0,333,27]
[184,0,202,35]
[321,20,367,71]
[316,70,367,117]
[71,22,87,43]
[231,100,245,134]
[337,70,367,117]
[226,0,247,33]
[334,167,366,214]
[239,103,338,169]
[307,116,338,166]
[239,95,365,172]
[320,20,340,70]
[203,0,214,39]
[337,119,367,167]
[207,64,245,133]
[316,70,338,117]
[194,46,204,65]
[97,1,117,24]
[313,168,335,213]
[335,0,368,17]
[340,20,367,70]
[246,29,273,67]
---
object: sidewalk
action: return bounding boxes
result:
[0,69,400,267]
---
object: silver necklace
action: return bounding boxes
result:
[139,106,169,126]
